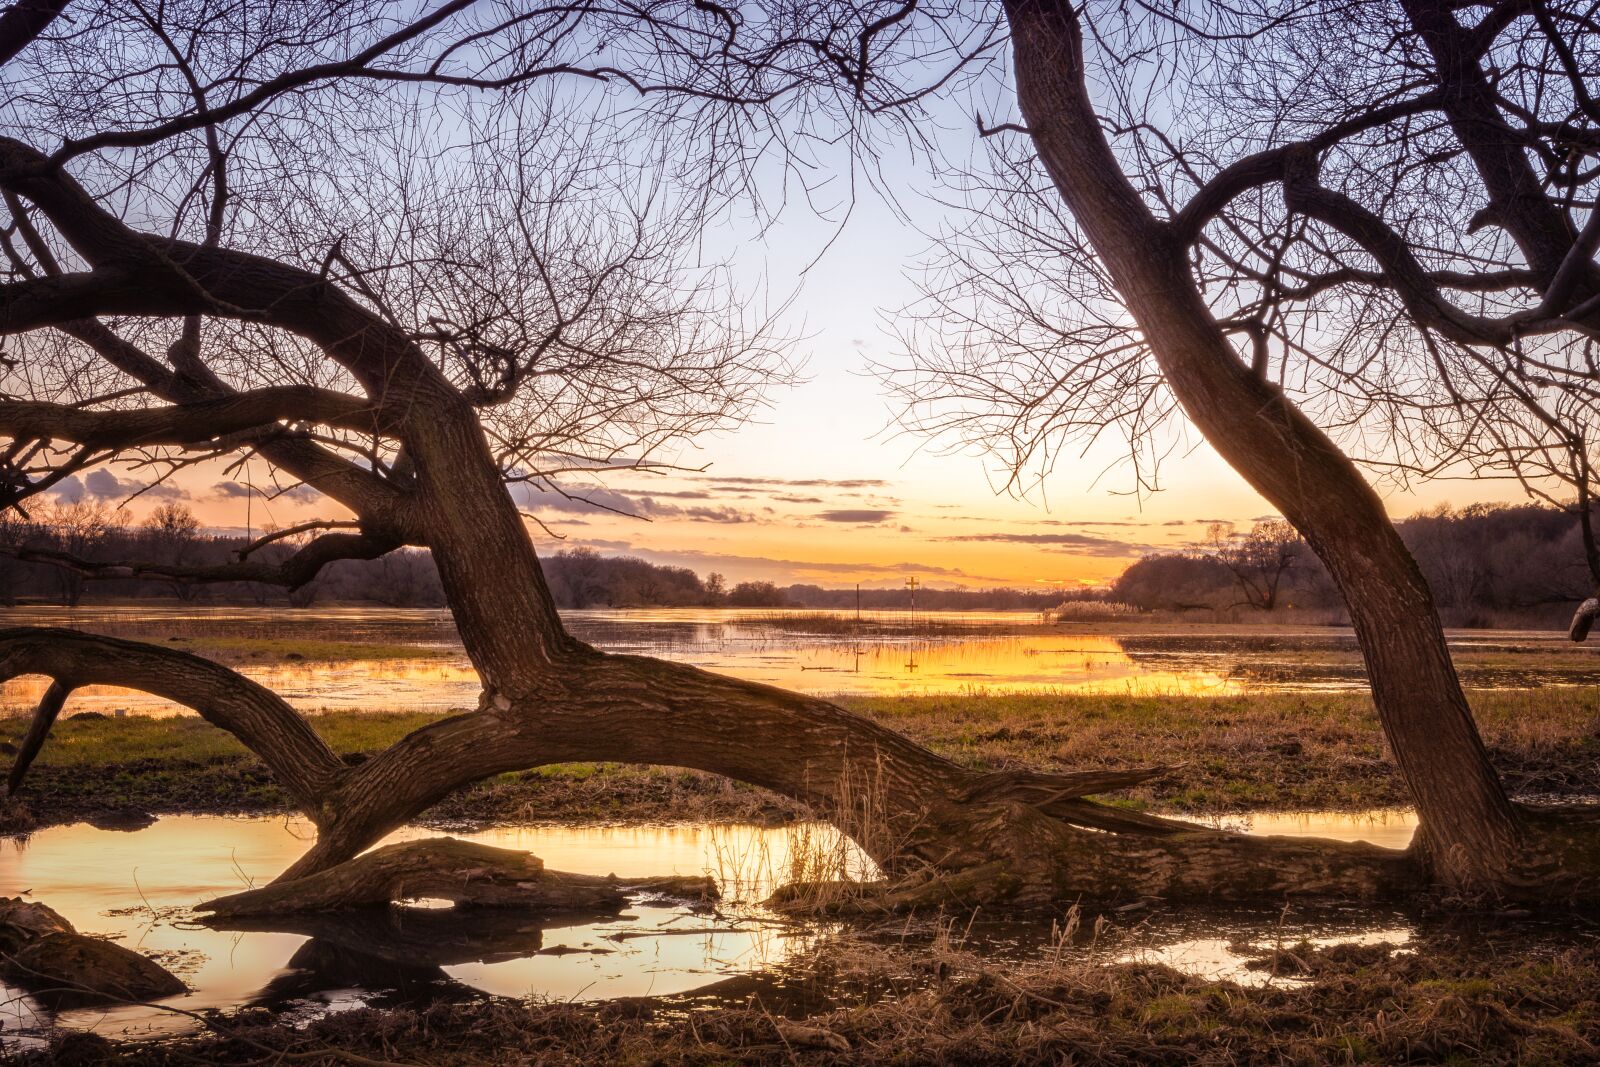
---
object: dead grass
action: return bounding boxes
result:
[846,687,1600,812]
[30,923,1600,1065]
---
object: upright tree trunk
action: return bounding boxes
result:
[1575,477,1600,587]
[1001,0,1522,891]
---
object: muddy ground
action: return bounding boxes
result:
[10,921,1600,1066]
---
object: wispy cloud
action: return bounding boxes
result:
[934,531,1151,557]
[211,480,319,504]
[696,476,891,489]
[817,508,897,523]
[513,483,762,524]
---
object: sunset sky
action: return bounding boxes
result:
[48,160,1512,592]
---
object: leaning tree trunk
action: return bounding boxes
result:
[1001,0,1524,893]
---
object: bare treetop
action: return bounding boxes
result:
[888,0,1600,500]
[0,1,858,516]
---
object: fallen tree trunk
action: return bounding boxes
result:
[0,897,186,1010]
[197,838,717,918]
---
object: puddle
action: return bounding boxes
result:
[0,817,864,1046]
[1115,918,1415,986]
[1199,809,1419,850]
[0,809,1430,1047]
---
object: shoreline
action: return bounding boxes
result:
[6,690,1599,1065]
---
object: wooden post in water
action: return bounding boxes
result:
[854,584,861,672]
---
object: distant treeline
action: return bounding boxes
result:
[544,551,1061,610]
[0,509,1061,611]
[2,500,1590,620]
[0,501,451,608]
[1111,503,1596,625]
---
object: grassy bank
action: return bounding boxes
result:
[4,689,1597,832]
[23,924,1600,1065]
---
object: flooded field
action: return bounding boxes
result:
[3,605,1599,715]
[0,810,1424,1049]
[2,607,1594,1056]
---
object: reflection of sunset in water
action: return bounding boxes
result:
[689,635,1245,697]
[0,659,487,716]
[0,607,1250,714]
[3,605,1596,716]
[0,809,1420,1045]
[0,816,853,1046]
[0,637,1243,714]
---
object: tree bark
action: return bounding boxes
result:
[1000,0,1522,892]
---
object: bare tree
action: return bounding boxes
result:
[34,498,121,605]
[0,0,1390,912]
[0,0,1590,906]
[1205,521,1301,611]
[140,500,201,600]
[879,0,1600,893]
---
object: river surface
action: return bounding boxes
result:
[3,605,1598,714]
[0,811,1422,1048]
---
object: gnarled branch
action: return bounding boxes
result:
[0,388,380,448]
[0,528,403,590]
[0,627,345,813]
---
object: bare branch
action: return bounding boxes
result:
[0,628,344,810]
[0,387,378,447]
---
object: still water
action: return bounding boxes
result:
[0,817,857,1046]
[0,811,1421,1047]
[3,605,1597,714]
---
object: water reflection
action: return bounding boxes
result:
[0,809,1429,1046]
[0,816,852,1045]
[1120,917,1415,986]
[1199,809,1419,851]
[3,606,1597,714]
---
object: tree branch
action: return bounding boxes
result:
[0,628,345,812]
[0,529,403,590]
[1280,149,1540,346]
[1171,94,1443,244]
[0,387,379,448]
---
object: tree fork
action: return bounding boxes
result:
[0,74,1584,909]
